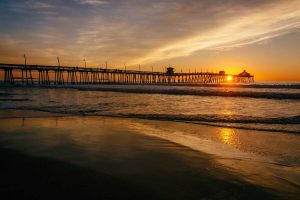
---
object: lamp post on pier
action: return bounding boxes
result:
[83,59,87,68]
[24,54,27,66]
[57,57,60,67]
[23,54,27,84]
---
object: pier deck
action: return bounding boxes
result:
[0,63,254,85]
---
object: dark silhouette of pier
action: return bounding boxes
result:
[0,63,254,85]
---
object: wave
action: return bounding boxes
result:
[5,105,300,124]
[74,87,300,100]
[157,83,300,89]
[0,92,15,96]
[101,113,300,134]
[113,113,300,125]
[2,107,299,134]
[2,84,300,99]
[2,82,300,89]
[0,98,31,101]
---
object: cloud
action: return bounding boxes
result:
[70,0,300,65]
[30,1,55,9]
[1,0,300,67]
[133,1,300,64]
[8,0,56,12]
[77,0,108,6]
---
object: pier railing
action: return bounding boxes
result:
[0,63,254,85]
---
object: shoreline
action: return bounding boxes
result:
[1,108,299,134]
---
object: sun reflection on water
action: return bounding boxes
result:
[223,110,233,116]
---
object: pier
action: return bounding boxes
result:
[0,63,254,85]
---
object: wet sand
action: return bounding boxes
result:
[0,112,299,199]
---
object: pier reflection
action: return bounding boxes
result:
[17,117,60,128]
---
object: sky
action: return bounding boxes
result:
[0,0,300,81]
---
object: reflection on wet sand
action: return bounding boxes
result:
[0,115,299,199]
[130,119,300,196]
[218,128,237,146]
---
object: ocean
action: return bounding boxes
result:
[1,83,300,133]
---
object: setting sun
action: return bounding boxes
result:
[227,75,233,81]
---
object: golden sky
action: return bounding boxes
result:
[0,0,300,81]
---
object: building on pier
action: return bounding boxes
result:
[166,67,175,76]
[234,70,254,83]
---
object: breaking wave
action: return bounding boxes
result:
[1,84,300,99]
[75,87,300,99]
[2,106,300,134]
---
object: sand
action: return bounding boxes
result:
[0,112,299,199]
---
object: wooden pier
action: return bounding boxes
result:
[0,63,254,85]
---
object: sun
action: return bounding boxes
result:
[227,75,233,81]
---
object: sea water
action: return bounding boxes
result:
[0,83,299,133]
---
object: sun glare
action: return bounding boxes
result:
[227,75,233,81]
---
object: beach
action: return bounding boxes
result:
[0,109,299,199]
[0,85,300,199]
